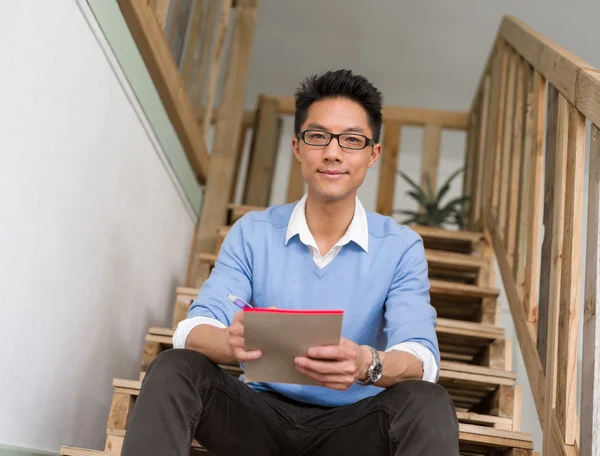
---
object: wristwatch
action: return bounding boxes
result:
[356,346,383,385]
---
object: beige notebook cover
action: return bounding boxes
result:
[243,308,344,385]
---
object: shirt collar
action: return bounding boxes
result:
[285,194,369,253]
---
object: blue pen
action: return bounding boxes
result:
[227,294,253,310]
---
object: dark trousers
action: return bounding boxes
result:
[121,349,459,456]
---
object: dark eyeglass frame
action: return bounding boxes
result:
[297,130,376,151]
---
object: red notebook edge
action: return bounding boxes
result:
[243,308,344,315]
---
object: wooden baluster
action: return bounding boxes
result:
[154,0,172,30]
[541,91,569,454]
[538,85,559,370]
[286,153,305,204]
[497,49,517,244]
[420,124,442,196]
[505,56,525,269]
[514,63,534,291]
[192,0,220,120]
[462,108,478,225]
[581,124,600,456]
[554,103,585,445]
[472,75,491,228]
[376,121,402,216]
[489,41,509,216]
[181,0,206,101]
[165,0,192,67]
[523,72,546,326]
[243,95,281,206]
[200,0,233,136]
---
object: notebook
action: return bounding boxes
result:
[243,308,344,385]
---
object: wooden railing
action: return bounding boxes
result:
[464,15,600,455]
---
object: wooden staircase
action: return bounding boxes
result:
[61,203,536,456]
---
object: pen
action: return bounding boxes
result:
[227,294,253,310]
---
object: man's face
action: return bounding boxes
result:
[292,98,381,203]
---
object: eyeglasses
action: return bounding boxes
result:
[298,130,375,151]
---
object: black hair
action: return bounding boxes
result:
[294,69,384,143]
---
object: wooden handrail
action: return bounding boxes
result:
[117,0,210,183]
[466,14,600,456]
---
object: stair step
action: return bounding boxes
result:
[226,204,487,255]
[430,280,500,324]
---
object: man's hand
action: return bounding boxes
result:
[293,338,375,390]
[227,311,262,362]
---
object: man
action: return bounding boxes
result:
[122,69,459,456]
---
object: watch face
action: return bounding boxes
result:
[370,359,383,381]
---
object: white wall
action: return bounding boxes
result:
[0,1,195,452]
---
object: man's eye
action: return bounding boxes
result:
[309,133,326,140]
[346,136,360,142]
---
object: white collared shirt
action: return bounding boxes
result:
[173,195,438,382]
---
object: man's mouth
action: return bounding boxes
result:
[318,170,346,176]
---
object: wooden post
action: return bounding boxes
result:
[200,0,233,136]
[192,0,219,115]
[286,155,305,203]
[186,1,259,287]
[243,95,281,206]
[490,42,509,217]
[554,102,585,445]
[420,124,442,194]
[180,1,206,95]
[581,124,600,456]
[472,75,491,228]
[376,121,402,215]
[505,56,525,268]
[497,50,517,243]
[541,92,569,454]
[523,71,546,325]
[538,85,559,370]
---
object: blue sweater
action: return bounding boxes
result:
[188,203,439,406]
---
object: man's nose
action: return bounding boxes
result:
[322,138,344,162]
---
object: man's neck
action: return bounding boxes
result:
[305,191,357,252]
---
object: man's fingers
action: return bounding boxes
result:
[234,348,262,361]
[295,365,355,390]
[294,357,356,376]
[228,323,244,337]
[306,345,351,361]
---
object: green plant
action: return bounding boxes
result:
[393,168,470,228]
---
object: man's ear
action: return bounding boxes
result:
[368,144,382,168]
[292,137,302,162]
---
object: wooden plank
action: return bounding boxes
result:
[513,63,534,288]
[106,392,134,431]
[200,0,233,136]
[186,3,258,286]
[192,0,219,115]
[500,15,600,128]
[263,95,469,130]
[153,0,171,29]
[243,95,281,206]
[484,40,508,220]
[286,153,305,203]
[117,0,210,182]
[523,72,546,324]
[542,92,569,455]
[554,103,585,445]
[458,424,534,450]
[538,84,559,368]
[581,124,600,456]
[484,208,545,424]
[180,0,206,97]
[463,110,478,223]
[472,75,491,227]
[429,280,500,299]
[376,121,402,215]
[104,433,123,454]
[505,56,525,267]
[165,0,191,67]
[497,49,517,242]
[420,124,442,195]
[61,447,111,456]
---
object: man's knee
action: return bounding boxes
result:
[385,380,457,424]
[144,349,220,390]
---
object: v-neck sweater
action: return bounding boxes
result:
[187,202,439,407]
